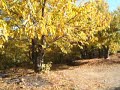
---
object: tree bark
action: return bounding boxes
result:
[31,38,40,73]
[103,45,109,59]
[98,48,102,58]
[31,36,46,73]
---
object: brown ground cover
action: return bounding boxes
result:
[0,53,120,90]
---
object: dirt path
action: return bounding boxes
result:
[57,62,120,90]
[56,54,120,90]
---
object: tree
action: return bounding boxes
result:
[0,0,77,72]
[59,0,111,59]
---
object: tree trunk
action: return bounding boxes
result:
[80,49,85,59]
[98,48,102,58]
[90,46,94,59]
[31,38,40,73]
[84,45,88,59]
[31,35,46,73]
[103,45,109,59]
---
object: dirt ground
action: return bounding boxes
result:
[0,53,120,90]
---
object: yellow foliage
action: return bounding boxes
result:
[0,0,112,52]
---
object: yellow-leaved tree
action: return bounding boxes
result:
[0,0,112,72]
[55,0,111,59]
[0,0,77,72]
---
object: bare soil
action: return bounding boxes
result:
[0,53,120,90]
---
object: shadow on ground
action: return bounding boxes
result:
[114,87,120,90]
[110,87,120,90]
[51,59,91,71]
[51,58,120,71]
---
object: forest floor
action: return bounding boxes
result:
[0,53,120,90]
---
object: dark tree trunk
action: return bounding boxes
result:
[103,45,109,59]
[88,50,92,59]
[84,45,89,59]
[98,48,102,58]
[31,35,46,73]
[90,46,94,59]
[82,46,87,59]
[31,38,41,73]
[80,45,90,59]
[80,49,85,59]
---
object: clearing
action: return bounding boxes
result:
[0,54,120,90]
